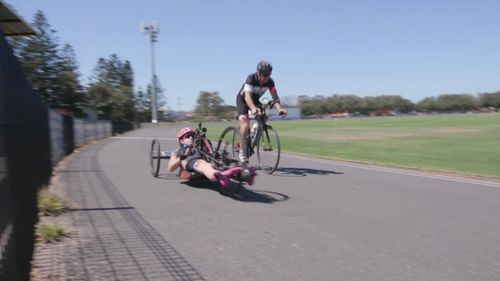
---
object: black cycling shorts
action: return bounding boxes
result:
[236,94,261,117]
[184,150,203,172]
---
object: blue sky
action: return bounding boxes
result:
[8,0,500,111]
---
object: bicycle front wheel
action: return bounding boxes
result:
[257,126,280,174]
[215,126,241,167]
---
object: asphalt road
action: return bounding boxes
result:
[97,124,500,281]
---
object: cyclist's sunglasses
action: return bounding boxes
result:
[260,72,271,78]
[182,133,195,139]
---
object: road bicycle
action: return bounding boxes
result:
[216,98,282,174]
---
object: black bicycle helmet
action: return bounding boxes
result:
[257,60,273,74]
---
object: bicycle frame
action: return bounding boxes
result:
[245,100,282,174]
[246,100,278,158]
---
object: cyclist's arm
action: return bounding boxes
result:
[167,150,182,172]
[269,87,283,111]
[244,90,259,114]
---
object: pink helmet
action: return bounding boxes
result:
[176,127,194,141]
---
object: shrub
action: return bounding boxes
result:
[38,190,70,216]
[36,224,72,243]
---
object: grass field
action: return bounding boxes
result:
[206,113,500,179]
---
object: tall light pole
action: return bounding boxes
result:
[141,21,159,124]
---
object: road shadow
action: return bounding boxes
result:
[182,179,289,203]
[154,173,182,180]
[235,188,289,203]
[70,206,134,212]
[271,167,344,177]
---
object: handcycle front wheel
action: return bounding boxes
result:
[257,126,281,174]
[150,138,161,177]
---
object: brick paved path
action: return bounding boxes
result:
[31,141,205,280]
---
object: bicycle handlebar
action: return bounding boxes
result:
[252,101,286,119]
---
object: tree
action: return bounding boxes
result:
[195,91,224,118]
[328,95,365,113]
[134,87,151,122]
[218,105,238,120]
[149,75,166,109]
[55,43,85,116]
[16,11,60,106]
[479,92,500,109]
[298,95,328,116]
[436,94,477,112]
[10,11,84,115]
[145,75,167,120]
[416,97,438,112]
[297,94,415,117]
[380,95,414,113]
[87,54,135,121]
[86,83,116,120]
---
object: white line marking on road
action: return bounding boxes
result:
[283,154,500,188]
[112,136,176,141]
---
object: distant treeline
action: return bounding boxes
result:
[297,92,500,116]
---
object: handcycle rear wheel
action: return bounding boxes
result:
[150,138,161,177]
[257,126,280,174]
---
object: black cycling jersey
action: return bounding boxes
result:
[236,73,276,116]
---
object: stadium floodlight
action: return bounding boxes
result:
[141,21,160,124]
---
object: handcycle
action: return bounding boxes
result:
[217,98,283,174]
[150,122,255,188]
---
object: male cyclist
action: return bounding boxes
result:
[236,60,287,163]
[168,127,255,186]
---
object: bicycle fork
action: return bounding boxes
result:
[259,127,273,151]
[246,134,254,157]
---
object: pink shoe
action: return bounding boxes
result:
[248,166,257,175]
[214,172,230,186]
[246,166,257,186]
[220,166,243,177]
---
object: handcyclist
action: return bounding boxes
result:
[167,127,256,186]
[236,60,287,163]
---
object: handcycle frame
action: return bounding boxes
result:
[217,98,282,174]
[150,122,251,184]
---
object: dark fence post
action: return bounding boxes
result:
[63,115,74,155]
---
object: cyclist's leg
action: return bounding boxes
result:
[238,115,249,162]
[189,156,241,186]
[236,96,250,162]
[191,159,219,181]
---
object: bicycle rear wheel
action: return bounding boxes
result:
[257,126,280,174]
[215,126,241,167]
[150,138,161,177]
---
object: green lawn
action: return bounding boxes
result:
[206,113,500,178]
